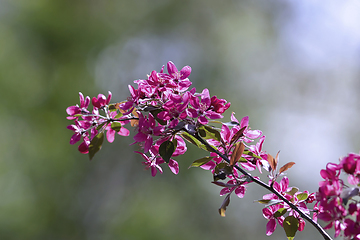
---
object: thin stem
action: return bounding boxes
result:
[194,134,333,240]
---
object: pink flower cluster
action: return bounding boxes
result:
[66,92,130,154]
[66,60,360,240]
[262,176,315,235]
[316,153,360,239]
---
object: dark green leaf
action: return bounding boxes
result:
[172,137,178,150]
[198,127,206,138]
[198,125,222,142]
[180,132,216,152]
[181,132,202,148]
[89,132,104,160]
[274,208,287,218]
[96,122,107,131]
[283,215,299,240]
[108,104,116,111]
[159,140,175,163]
[188,156,214,168]
[111,122,122,132]
[213,162,232,181]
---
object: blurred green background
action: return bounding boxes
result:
[1,0,360,239]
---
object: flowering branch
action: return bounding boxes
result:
[66,61,360,240]
[191,130,332,240]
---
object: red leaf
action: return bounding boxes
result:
[267,154,276,172]
[279,162,296,174]
[230,126,246,145]
[230,142,245,167]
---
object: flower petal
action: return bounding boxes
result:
[266,218,277,236]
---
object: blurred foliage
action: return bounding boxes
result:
[0,0,358,239]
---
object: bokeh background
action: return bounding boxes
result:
[1,0,360,239]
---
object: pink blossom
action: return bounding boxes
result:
[92,91,112,109]
[66,92,91,119]
[136,151,165,177]
[262,204,284,236]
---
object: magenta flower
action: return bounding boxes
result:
[136,144,180,176]
[219,178,247,198]
[104,115,130,143]
[230,113,262,143]
[247,135,269,173]
[67,120,92,144]
[92,91,112,109]
[188,88,224,125]
[200,152,223,170]
[67,120,92,154]
[132,112,163,152]
[262,204,285,236]
[66,92,91,119]
[157,91,191,128]
[210,95,231,114]
[171,135,187,157]
[339,153,360,185]
[164,61,192,91]
[136,151,165,177]
[78,136,91,154]
[344,216,360,239]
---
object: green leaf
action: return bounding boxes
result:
[159,140,175,163]
[286,187,299,196]
[274,208,287,218]
[108,104,117,111]
[283,216,299,240]
[188,156,214,168]
[213,163,233,181]
[96,122,107,131]
[88,132,104,160]
[172,137,178,149]
[115,112,123,119]
[198,125,222,142]
[180,132,216,152]
[181,132,202,148]
[255,199,272,204]
[111,122,122,132]
[238,157,248,162]
[296,192,309,201]
[242,150,262,159]
[255,199,283,208]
